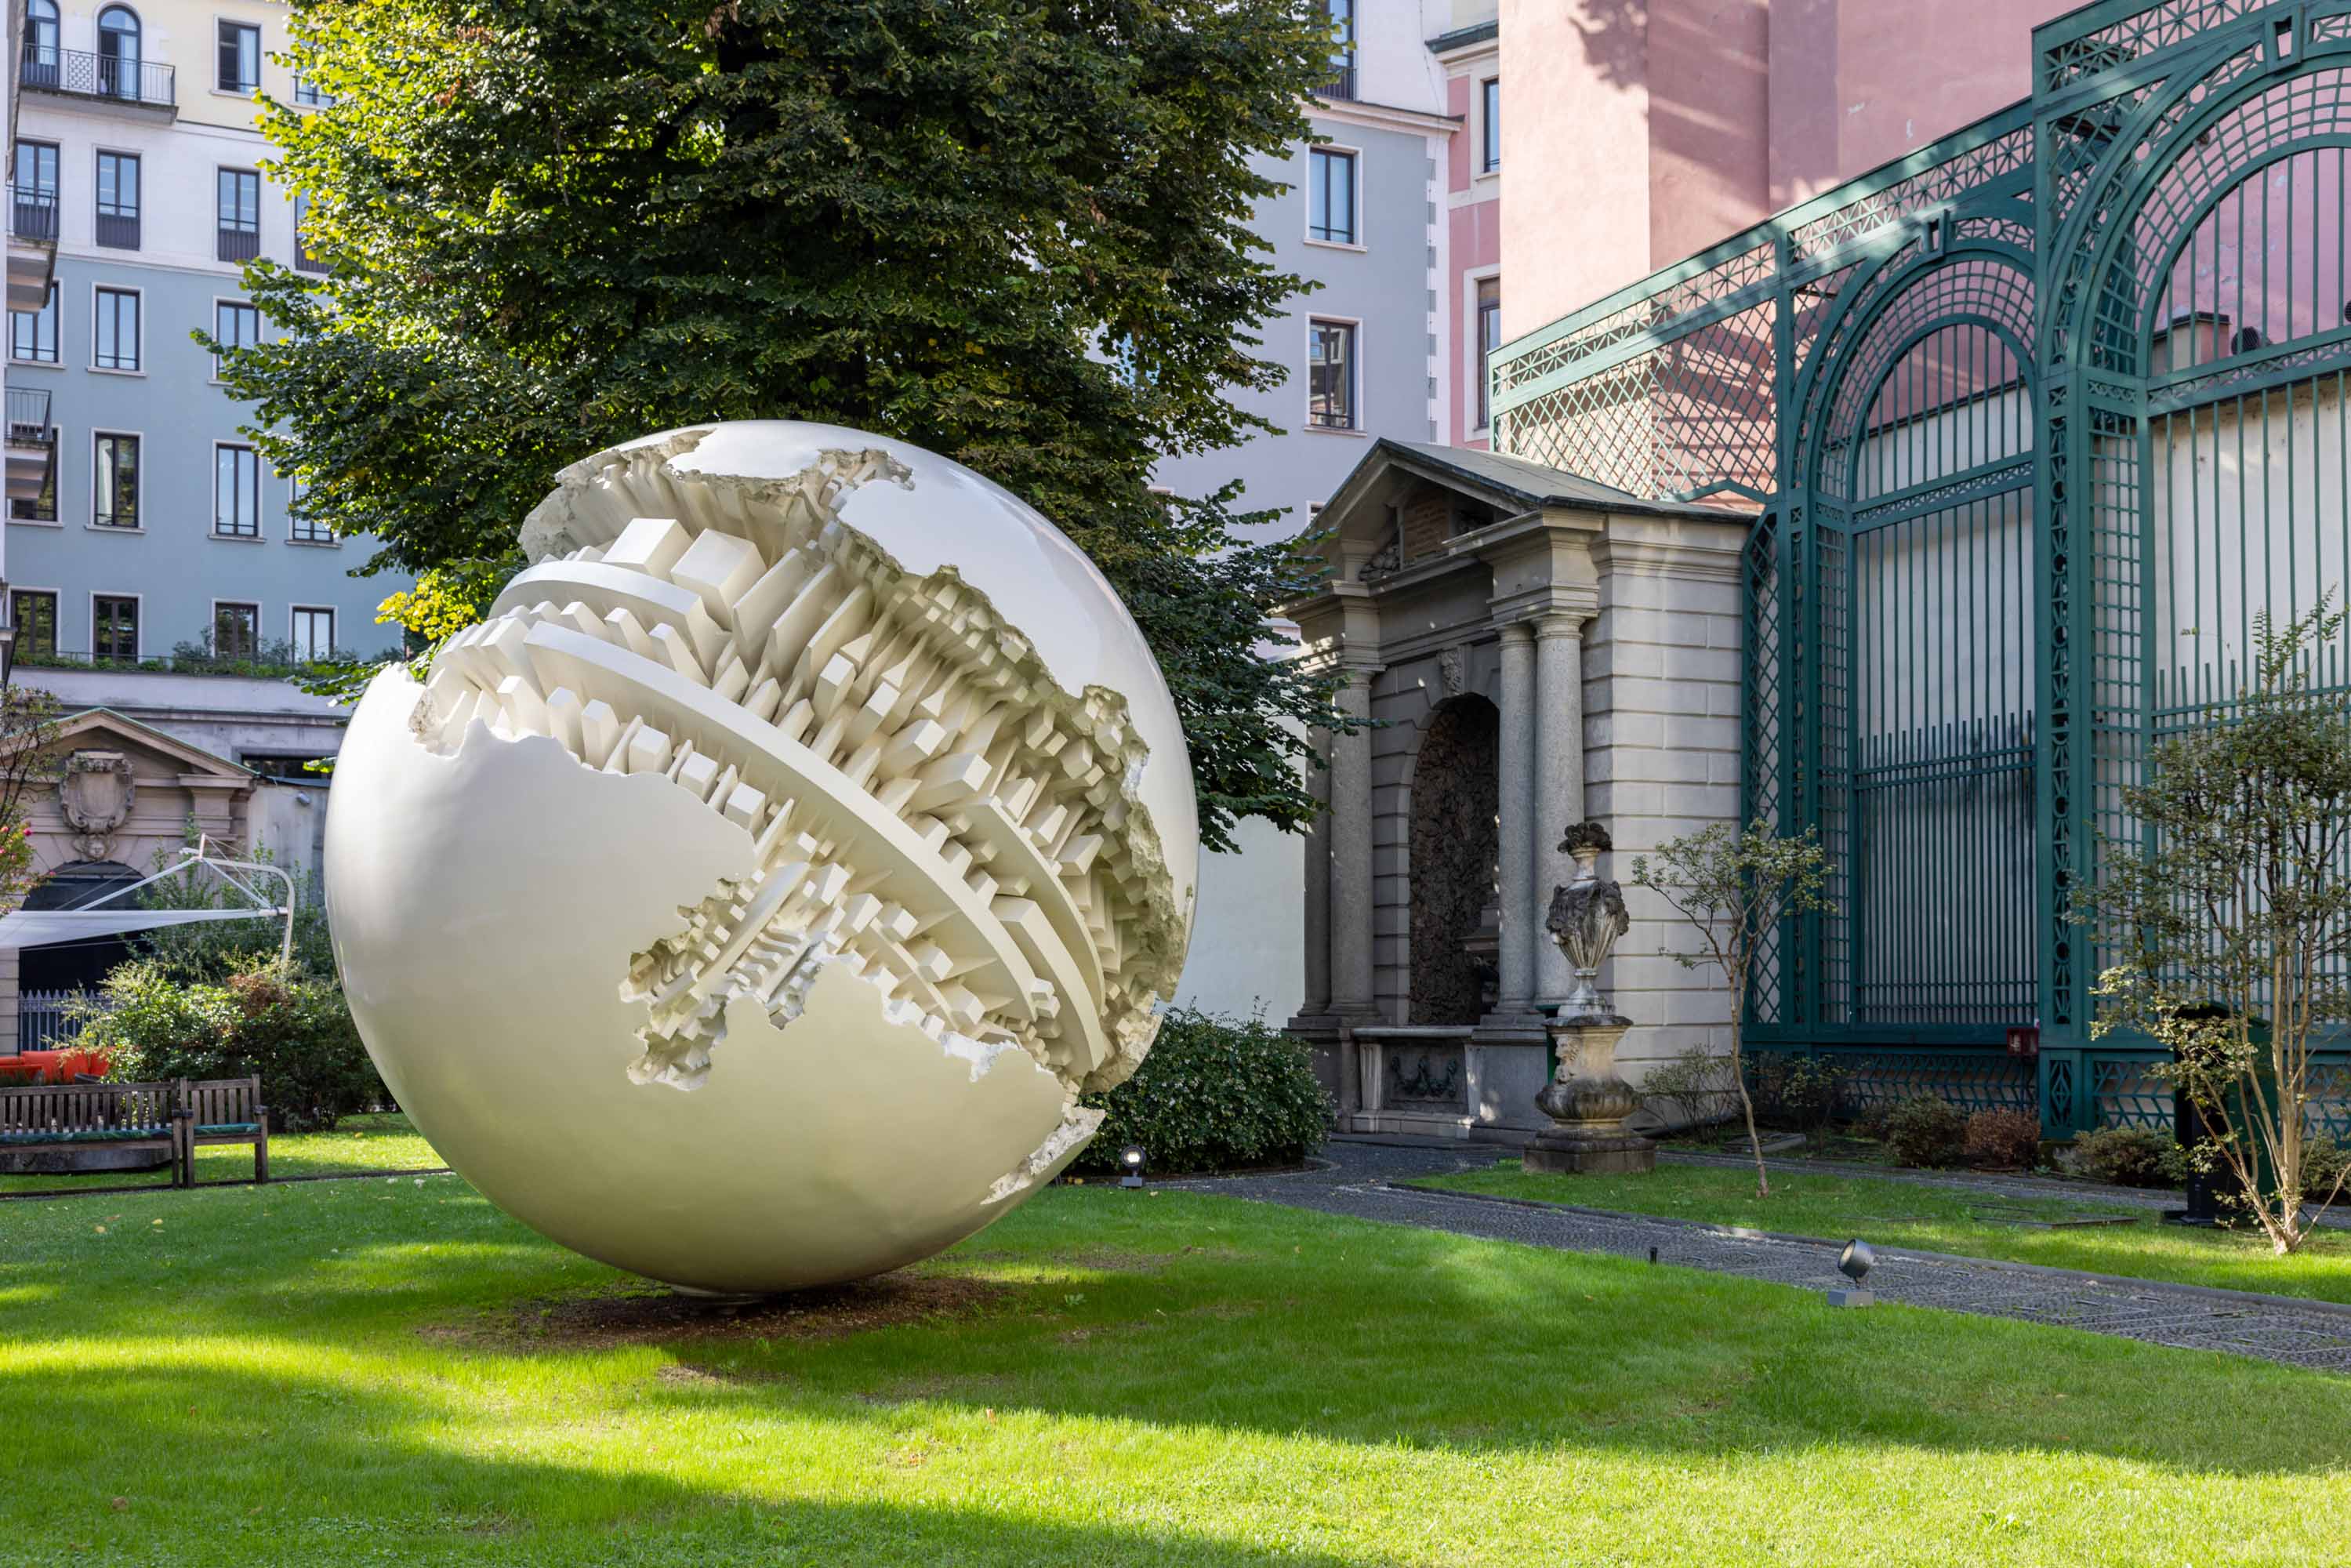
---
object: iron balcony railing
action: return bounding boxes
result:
[216,226,259,263]
[7,187,56,245]
[94,209,140,250]
[5,388,53,445]
[1316,63,1356,101]
[20,45,174,108]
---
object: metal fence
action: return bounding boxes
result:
[1490,0,2351,1132]
[16,989,110,1055]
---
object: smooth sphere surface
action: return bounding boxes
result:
[325,423,1197,1293]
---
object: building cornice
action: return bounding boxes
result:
[1305,96,1460,139]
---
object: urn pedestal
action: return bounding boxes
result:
[1526,1018,1656,1174]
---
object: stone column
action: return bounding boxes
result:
[1490,622,1538,1019]
[1298,724,1333,1021]
[1328,670,1377,1020]
[1531,613,1586,1008]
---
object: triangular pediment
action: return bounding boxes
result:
[35,709,256,784]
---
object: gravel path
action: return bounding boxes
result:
[1171,1141,2351,1375]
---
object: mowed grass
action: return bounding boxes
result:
[0,1112,443,1196]
[1417,1159,2351,1305]
[4,1174,2351,1565]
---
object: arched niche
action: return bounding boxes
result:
[1406,694,1500,1025]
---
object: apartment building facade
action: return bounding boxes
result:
[1163,0,1511,1016]
[3,0,403,777]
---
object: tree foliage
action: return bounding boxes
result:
[0,687,60,911]
[216,0,1353,849]
[2084,601,2351,1254]
[1630,821,1832,1198]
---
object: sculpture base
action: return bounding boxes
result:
[1523,1127,1656,1175]
[1826,1287,1874,1308]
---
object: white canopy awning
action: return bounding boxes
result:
[5,839,296,960]
[0,905,288,949]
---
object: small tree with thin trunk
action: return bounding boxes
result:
[1631,821,1832,1198]
[2083,600,2351,1254]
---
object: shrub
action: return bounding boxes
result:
[1642,1044,1732,1131]
[1072,1008,1329,1175]
[1884,1095,1969,1168]
[2068,1125,2179,1189]
[83,960,383,1133]
[1965,1109,2042,1170]
[2302,1134,2350,1203]
[1747,1052,1843,1134]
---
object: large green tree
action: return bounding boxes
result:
[221,0,1349,851]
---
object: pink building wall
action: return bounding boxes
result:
[1444,66,1501,447]
[1496,0,2083,338]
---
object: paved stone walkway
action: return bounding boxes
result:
[1174,1142,2351,1375]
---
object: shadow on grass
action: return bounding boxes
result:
[2,1170,2346,1560]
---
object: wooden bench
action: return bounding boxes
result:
[0,1080,183,1179]
[179,1076,269,1186]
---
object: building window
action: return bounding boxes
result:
[1308,320,1355,430]
[10,592,56,659]
[288,475,328,543]
[214,299,259,376]
[12,281,58,364]
[216,20,260,93]
[1475,277,1501,430]
[93,288,140,371]
[213,601,259,659]
[93,433,138,527]
[215,443,260,537]
[10,448,55,521]
[1322,0,1355,100]
[290,606,335,662]
[292,72,328,107]
[95,150,140,249]
[96,5,140,101]
[22,0,59,87]
[1481,78,1501,172]
[12,140,58,245]
[218,169,262,263]
[93,595,138,663]
[1308,147,1356,245]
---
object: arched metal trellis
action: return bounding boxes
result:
[1488,0,2351,1134]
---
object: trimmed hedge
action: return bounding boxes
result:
[1072,1008,1330,1175]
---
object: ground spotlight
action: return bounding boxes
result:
[1829,1238,1875,1308]
[1119,1145,1147,1189]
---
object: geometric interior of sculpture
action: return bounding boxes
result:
[322,422,1198,1294]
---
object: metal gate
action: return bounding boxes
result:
[1489,0,2351,1134]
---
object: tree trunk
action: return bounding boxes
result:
[1729,1014,1769,1200]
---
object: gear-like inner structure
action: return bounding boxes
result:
[410,438,1185,1102]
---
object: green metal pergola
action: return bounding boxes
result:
[1490,0,2351,1135]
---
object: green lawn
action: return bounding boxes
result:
[0,1111,444,1196]
[1416,1159,2351,1305]
[2,1171,2349,1564]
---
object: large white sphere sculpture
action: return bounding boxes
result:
[324,423,1197,1294]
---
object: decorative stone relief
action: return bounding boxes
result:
[59,750,135,861]
[325,421,1199,1295]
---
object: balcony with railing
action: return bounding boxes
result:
[20,45,176,111]
[1316,61,1356,102]
[217,225,260,263]
[5,187,57,310]
[5,389,56,507]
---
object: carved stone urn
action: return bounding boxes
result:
[1526,821,1656,1175]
